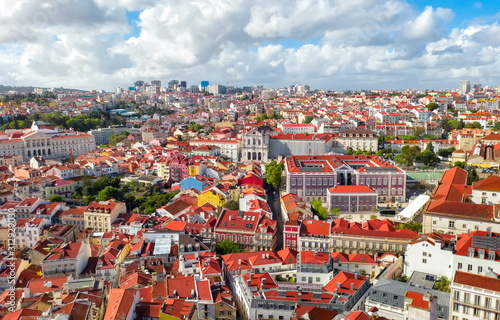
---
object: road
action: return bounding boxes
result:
[264,182,284,251]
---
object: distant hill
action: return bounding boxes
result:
[0,85,86,94]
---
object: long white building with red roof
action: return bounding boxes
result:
[0,121,95,161]
[424,167,500,234]
[294,218,418,255]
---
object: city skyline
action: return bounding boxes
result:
[1,0,500,91]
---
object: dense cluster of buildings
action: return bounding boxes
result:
[0,82,499,319]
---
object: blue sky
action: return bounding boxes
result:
[125,11,142,39]
[3,0,500,91]
[409,0,500,28]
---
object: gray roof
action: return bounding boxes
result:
[372,278,450,306]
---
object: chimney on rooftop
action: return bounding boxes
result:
[350,282,354,291]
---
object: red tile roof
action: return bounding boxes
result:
[167,276,196,298]
[454,271,500,292]
[44,242,82,261]
[328,185,376,194]
[300,251,331,265]
[405,291,432,310]
[103,288,137,320]
[323,271,368,296]
[300,219,331,236]
[473,175,500,191]
[27,276,69,294]
[215,209,261,232]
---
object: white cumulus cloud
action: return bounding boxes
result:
[1,0,500,90]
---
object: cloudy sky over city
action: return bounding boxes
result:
[1,0,500,91]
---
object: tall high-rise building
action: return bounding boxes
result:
[134,80,145,89]
[473,83,482,92]
[151,80,161,87]
[168,80,179,90]
[189,86,200,93]
[207,84,227,95]
[459,80,471,93]
[180,81,187,88]
[200,81,209,91]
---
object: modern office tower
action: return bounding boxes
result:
[134,80,144,89]
[207,84,227,95]
[168,80,179,90]
[189,86,200,93]
[151,80,161,87]
[180,81,187,88]
[460,80,471,93]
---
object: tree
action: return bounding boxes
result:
[48,195,63,202]
[370,214,378,219]
[97,186,121,201]
[215,239,243,255]
[303,116,314,123]
[135,190,179,214]
[85,195,96,205]
[330,208,340,217]
[411,127,425,140]
[311,200,329,220]
[401,135,414,141]
[453,161,467,169]
[254,113,268,121]
[265,160,284,188]
[433,276,450,292]
[109,134,128,146]
[466,166,480,185]
[188,123,203,132]
[417,143,439,167]
[224,200,239,210]
[395,145,421,167]
[464,121,482,129]
[426,102,439,111]
[437,147,455,158]
[396,222,422,233]
[494,122,500,131]
[447,119,464,130]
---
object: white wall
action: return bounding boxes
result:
[471,189,500,205]
[404,241,453,279]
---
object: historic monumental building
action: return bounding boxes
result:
[240,126,273,162]
[285,155,406,203]
[0,121,96,161]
